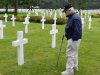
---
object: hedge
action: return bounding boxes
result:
[91,14,100,18]
[0,12,14,14]
[0,15,66,25]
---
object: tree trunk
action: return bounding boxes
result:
[14,0,18,16]
[5,4,8,13]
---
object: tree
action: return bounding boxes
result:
[68,0,88,9]
[23,0,41,9]
[14,0,18,16]
[40,0,63,9]
[0,0,9,13]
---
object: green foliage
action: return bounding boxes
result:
[0,15,66,25]
[85,0,100,9]
[29,16,42,23]
[29,16,66,25]
[91,14,100,18]
[56,18,66,25]
[45,18,54,24]
[16,16,24,22]
[39,0,66,9]
[0,0,100,9]
[0,12,14,14]
[68,0,88,9]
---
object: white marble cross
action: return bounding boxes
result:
[26,14,30,19]
[50,11,52,17]
[23,17,30,33]
[35,11,38,16]
[60,11,63,18]
[4,13,8,22]
[11,15,16,27]
[81,17,85,32]
[12,31,28,66]
[44,12,46,17]
[81,10,83,18]
[76,9,79,15]
[53,11,57,24]
[0,20,6,39]
[85,10,87,19]
[41,16,46,30]
[88,11,90,19]
[88,16,92,30]
[46,10,48,15]
[50,24,58,48]
[28,11,31,16]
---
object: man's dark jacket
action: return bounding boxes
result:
[65,13,82,41]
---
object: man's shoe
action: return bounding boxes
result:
[61,69,74,75]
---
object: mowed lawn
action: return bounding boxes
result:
[0,17,100,75]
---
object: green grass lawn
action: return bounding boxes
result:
[0,17,100,75]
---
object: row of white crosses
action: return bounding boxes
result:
[1,14,16,40]
[80,10,92,31]
[40,10,58,48]
[4,13,16,27]
[11,12,30,66]
[2,12,30,66]
[12,13,30,65]
[81,10,88,19]
[1,9,100,14]
[3,10,60,66]
[85,10,92,30]
[50,11,58,48]
[11,11,57,66]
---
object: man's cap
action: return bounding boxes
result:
[62,4,73,12]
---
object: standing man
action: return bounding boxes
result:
[61,4,82,75]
